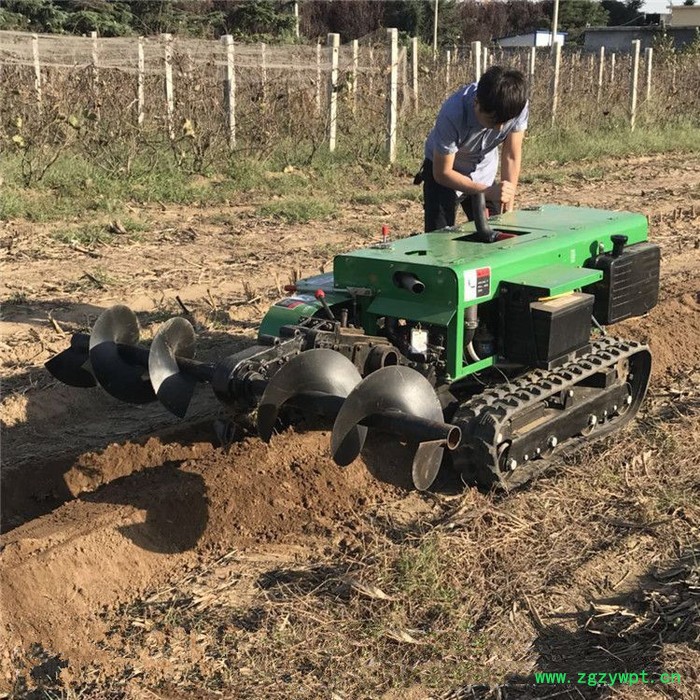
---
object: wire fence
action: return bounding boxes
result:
[1,29,698,180]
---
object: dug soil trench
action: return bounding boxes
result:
[1,431,400,673]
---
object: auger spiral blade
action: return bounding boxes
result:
[89,304,156,405]
[257,349,364,450]
[148,317,197,418]
[45,334,96,388]
[331,366,460,491]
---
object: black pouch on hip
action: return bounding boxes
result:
[413,160,426,185]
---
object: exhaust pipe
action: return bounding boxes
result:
[393,271,425,294]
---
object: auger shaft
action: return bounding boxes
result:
[363,412,460,449]
[68,332,216,383]
[278,394,459,447]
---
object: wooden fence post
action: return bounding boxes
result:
[91,31,100,120]
[644,47,653,101]
[137,37,145,126]
[672,58,677,91]
[528,46,536,84]
[411,36,419,113]
[610,52,616,84]
[400,46,407,107]
[261,42,267,104]
[31,34,42,112]
[222,35,236,149]
[629,39,640,130]
[352,39,359,115]
[550,41,561,127]
[328,33,339,152]
[386,28,398,163]
[597,46,605,103]
[163,33,175,140]
[316,40,322,114]
[471,40,482,82]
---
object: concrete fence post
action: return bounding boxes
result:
[629,39,640,130]
[31,34,42,112]
[351,39,359,115]
[550,41,561,127]
[644,47,653,102]
[472,41,482,82]
[328,33,339,152]
[386,28,399,163]
[137,37,145,126]
[163,33,174,140]
[222,35,236,149]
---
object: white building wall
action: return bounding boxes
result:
[498,31,565,48]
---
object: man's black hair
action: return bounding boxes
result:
[476,66,527,124]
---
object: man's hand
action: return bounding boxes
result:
[484,180,516,213]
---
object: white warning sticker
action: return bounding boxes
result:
[463,267,491,302]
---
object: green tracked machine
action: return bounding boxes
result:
[46,195,660,490]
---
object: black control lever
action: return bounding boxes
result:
[472,192,498,243]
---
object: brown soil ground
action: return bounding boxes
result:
[1,153,699,698]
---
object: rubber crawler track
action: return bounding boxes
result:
[450,336,652,488]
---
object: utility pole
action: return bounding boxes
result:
[433,0,439,60]
[551,0,560,52]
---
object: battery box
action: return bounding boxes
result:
[500,287,594,368]
[583,242,660,324]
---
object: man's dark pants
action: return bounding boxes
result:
[419,158,495,233]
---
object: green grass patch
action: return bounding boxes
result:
[349,192,384,206]
[2,121,699,223]
[52,225,116,247]
[256,197,337,224]
[350,187,421,206]
[76,268,114,290]
[51,219,146,246]
[525,122,700,167]
[386,186,423,203]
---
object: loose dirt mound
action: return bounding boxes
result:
[0,430,397,674]
[619,291,700,382]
